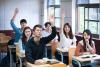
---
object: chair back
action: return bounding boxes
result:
[68,47,76,67]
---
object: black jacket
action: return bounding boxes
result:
[25,26,57,64]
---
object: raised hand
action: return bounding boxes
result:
[14,8,19,15]
[61,8,65,32]
[12,8,19,20]
[49,15,55,26]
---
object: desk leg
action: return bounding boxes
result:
[45,47,47,58]
[9,49,12,67]
[73,59,81,67]
[18,57,22,67]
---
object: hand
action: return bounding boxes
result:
[49,15,55,26]
[12,8,19,20]
[90,50,95,54]
[61,9,65,20]
[61,7,65,32]
[34,59,46,65]
[14,8,19,15]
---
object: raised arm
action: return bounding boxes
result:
[49,14,55,27]
[42,15,56,44]
[60,8,65,33]
[10,8,19,32]
[12,8,19,20]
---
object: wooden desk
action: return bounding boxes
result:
[27,62,67,67]
[73,54,100,62]
[73,54,100,67]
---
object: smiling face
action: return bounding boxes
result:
[83,32,90,42]
[24,28,32,38]
[64,25,70,34]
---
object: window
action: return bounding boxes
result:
[76,0,100,38]
[47,0,61,28]
[89,0,100,4]
[77,0,89,4]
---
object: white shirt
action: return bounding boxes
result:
[58,32,77,52]
[15,39,25,54]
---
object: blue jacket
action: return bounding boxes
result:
[10,19,22,43]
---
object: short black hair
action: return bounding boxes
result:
[20,19,27,24]
[44,22,51,27]
[33,24,42,31]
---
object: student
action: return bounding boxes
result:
[75,29,96,56]
[56,11,76,65]
[73,29,96,67]
[22,26,32,48]
[42,22,59,59]
[10,8,27,53]
[18,27,32,67]
[25,17,57,64]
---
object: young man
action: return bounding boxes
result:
[42,22,59,59]
[25,17,57,65]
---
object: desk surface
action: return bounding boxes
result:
[8,45,16,48]
[27,62,66,67]
[73,54,100,62]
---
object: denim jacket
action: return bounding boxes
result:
[10,19,23,43]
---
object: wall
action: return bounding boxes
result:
[0,0,42,30]
[61,0,72,23]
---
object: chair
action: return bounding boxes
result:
[16,44,25,67]
[51,41,58,58]
[68,47,76,67]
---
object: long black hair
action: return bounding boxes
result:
[63,23,73,39]
[83,29,93,51]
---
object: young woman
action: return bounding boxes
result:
[75,29,96,56]
[73,29,96,67]
[22,26,32,47]
[56,11,77,65]
[16,27,32,67]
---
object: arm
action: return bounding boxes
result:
[42,26,57,44]
[60,8,65,34]
[75,43,84,56]
[25,41,35,64]
[12,8,19,20]
[90,41,96,54]
[10,8,19,32]
[42,14,57,44]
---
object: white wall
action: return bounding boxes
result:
[62,0,76,34]
[61,0,72,24]
[0,0,41,30]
